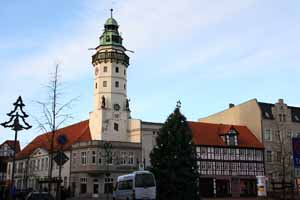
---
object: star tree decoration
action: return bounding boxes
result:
[1,96,32,131]
[1,96,31,200]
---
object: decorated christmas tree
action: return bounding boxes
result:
[150,102,199,200]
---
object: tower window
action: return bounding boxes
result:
[279,114,282,122]
[103,81,107,87]
[115,81,119,88]
[114,123,119,131]
[95,82,98,89]
[124,84,126,90]
[124,69,126,75]
[115,67,119,73]
[103,66,108,72]
[106,35,110,42]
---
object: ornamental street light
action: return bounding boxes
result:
[1,96,32,200]
[103,141,112,200]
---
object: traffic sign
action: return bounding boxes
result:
[54,151,69,166]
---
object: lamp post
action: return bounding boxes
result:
[1,96,31,200]
[103,141,112,200]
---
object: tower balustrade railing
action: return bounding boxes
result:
[92,51,129,66]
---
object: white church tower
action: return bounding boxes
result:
[89,10,131,141]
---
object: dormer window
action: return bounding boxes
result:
[226,129,238,146]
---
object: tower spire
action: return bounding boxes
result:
[110,8,113,18]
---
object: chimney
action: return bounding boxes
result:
[229,103,235,108]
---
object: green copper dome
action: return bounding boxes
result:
[105,17,118,26]
[99,10,123,46]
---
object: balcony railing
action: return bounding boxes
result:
[92,51,129,66]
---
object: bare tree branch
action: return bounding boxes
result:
[32,63,77,193]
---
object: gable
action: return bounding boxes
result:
[30,147,48,157]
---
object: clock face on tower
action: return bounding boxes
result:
[113,104,120,111]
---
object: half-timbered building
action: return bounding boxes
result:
[189,122,265,198]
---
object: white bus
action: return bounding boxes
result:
[113,171,156,200]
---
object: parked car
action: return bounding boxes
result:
[113,170,156,200]
[25,192,54,200]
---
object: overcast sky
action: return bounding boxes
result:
[1,0,300,147]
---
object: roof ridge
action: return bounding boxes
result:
[189,121,247,128]
[38,119,89,137]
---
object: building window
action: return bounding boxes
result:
[121,152,126,165]
[114,123,119,131]
[95,82,97,89]
[279,114,282,122]
[81,152,87,165]
[214,148,221,160]
[106,35,110,42]
[115,81,119,88]
[277,152,281,162]
[124,84,126,90]
[240,149,246,160]
[226,129,237,146]
[124,69,126,75]
[64,176,68,188]
[19,162,23,173]
[255,150,263,161]
[264,129,272,141]
[207,147,214,159]
[72,153,76,165]
[45,157,48,169]
[92,151,96,164]
[37,159,40,171]
[115,67,119,73]
[228,136,236,146]
[98,152,102,164]
[288,131,292,138]
[41,159,44,171]
[128,152,134,165]
[200,147,207,159]
[103,66,108,72]
[266,151,272,162]
[107,155,113,165]
[103,81,107,87]
[283,114,286,122]
[80,178,87,194]
[104,178,114,194]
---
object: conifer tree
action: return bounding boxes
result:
[150,102,199,200]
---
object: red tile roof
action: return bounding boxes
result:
[0,140,21,153]
[16,120,91,159]
[189,122,264,149]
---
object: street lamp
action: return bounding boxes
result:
[1,96,31,200]
[103,141,112,200]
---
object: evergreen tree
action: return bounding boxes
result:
[150,102,199,200]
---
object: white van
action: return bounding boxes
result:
[113,171,156,200]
